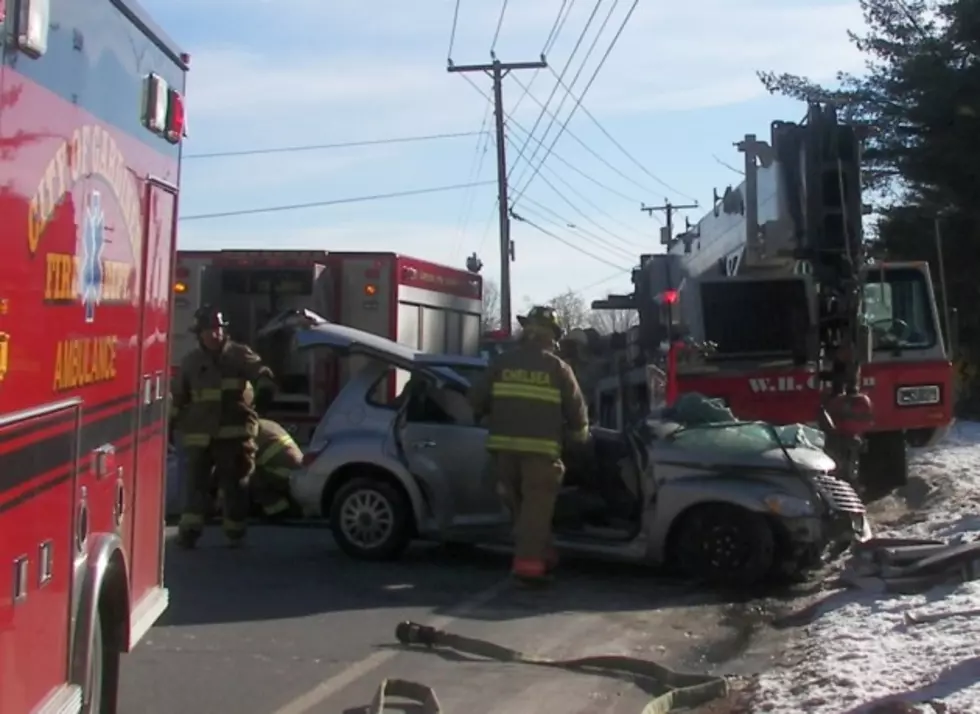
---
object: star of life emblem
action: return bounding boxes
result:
[79,189,106,323]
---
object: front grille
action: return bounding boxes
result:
[811,472,866,514]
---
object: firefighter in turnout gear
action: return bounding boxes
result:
[468,306,590,585]
[170,305,276,547]
[250,418,303,519]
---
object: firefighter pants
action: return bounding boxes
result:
[178,438,257,541]
[492,452,564,568]
[249,466,293,517]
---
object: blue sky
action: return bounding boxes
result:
[148,0,866,309]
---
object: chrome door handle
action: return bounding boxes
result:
[413,440,436,450]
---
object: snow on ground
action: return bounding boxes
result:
[753,421,980,713]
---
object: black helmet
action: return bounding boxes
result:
[517,305,563,340]
[191,304,230,333]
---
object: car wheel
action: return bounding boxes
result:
[329,477,412,561]
[672,503,775,587]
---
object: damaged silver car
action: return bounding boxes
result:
[263,309,870,587]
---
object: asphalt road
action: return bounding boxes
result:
[118,526,787,714]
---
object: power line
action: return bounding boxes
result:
[521,160,640,249]
[460,73,643,257]
[546,65,699,203]
[508,73,663,205]
[571,267,633,294]
[514,0,640,204]
[179,180,495,222]
[452,106,495,260]
[505,0,604,183]
[183,131,486,160]
[543,0,576,55]
[518,196,636,259]
[529,166,646,246]
[512,0,620,194]
[448,0,462,62]
[461,73,642,205]
[490,0,509,53]
[510,210,630,270]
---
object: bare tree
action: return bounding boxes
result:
[482,279,501,333]
[588,308,638,334]
[546,290,590,331]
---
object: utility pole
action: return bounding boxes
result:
[449,55,546,334]
[641,201,699,250]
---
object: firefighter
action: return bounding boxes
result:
[250,418,302,519]
[468,305,590,585]
[170,305,276,548]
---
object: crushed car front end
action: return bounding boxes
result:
[764,451,871,576]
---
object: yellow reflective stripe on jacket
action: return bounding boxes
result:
[181,433,211,447]
[257,434,294,466]
[267,465,293,479]
[486,435,560,457]
[491,382,561,404]
[191,388,222,402]
[221,377,246,390]
[263,498,291,515]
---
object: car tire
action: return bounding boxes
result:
[859,431,909,501]
[672,503,775,588]
[329,477,412,561]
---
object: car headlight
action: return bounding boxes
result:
[763,494,815,517]
[895,385,941,407]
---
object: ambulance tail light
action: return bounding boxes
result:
[165,88,187,144]
[364,284,377,296]
[174,281,187,294]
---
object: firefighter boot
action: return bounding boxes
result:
[511,557,553,587]
[223,519,247,548]
[176,514,203,549]
[175,528,201,549]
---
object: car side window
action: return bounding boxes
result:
[366,368,410,410]
[405,380,475,426]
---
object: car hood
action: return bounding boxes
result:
[652,441,836,474]
[258,308,484,386]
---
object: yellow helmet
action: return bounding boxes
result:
[517,305,563,340]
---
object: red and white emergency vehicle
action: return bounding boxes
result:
[170,250,483,442]
[594,103,954,494]
[0,1,186,711]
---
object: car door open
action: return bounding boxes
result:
[398,375,507,530]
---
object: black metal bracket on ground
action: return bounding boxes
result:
[361,621,730,714]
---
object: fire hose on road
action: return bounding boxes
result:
[365,621,731,714]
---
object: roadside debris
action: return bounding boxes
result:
[750,421,980,713]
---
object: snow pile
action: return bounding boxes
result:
[754,421,980,713]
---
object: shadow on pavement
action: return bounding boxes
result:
[159,524,783,628]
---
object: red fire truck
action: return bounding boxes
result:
[594,103,954,495]
[170,250,483,442]
[0,1,186,711]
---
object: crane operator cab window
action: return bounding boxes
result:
[861,266,938,352]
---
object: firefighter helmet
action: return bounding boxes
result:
[191,304,230,333]
[518,305,563,340]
